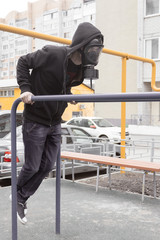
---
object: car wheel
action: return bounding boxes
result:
[98,135,109,142]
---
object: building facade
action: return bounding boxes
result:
[0,0,95,117]
[1,0,160,125]
[96,0,138,126]
[138,0,160,125]
[96,0,160,126]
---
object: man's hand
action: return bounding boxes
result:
[70,101,77,105]
[20,92,34,104]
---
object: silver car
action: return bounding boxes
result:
[0,125,95,179]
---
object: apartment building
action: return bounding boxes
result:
[96,0,160,126]
[0,0,95,114]
[3,0,160,125]
[138,0,160,125]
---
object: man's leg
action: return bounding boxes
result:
[17,122,61,202]
[17,121,49,202]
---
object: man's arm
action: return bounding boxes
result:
[16,48,47,104]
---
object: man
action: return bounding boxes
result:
[16,22,103,224]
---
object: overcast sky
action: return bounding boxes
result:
[0,0,38,18]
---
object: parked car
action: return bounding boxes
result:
[0,125,24,179]
[0,125,95,178]
[62,117,130,143]
[0,110,23,138]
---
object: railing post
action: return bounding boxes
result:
[11,98,21,240]
[56,147,61,234]
[121,57,127,172]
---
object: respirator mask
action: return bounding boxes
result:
[81,37,104,85]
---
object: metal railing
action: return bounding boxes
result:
[11,92,160,240]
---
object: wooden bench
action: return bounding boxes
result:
[61,151,160,202]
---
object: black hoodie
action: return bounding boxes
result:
[17,22,103,126]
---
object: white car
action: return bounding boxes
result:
[62,117,130,143]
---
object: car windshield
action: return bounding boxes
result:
[93,119,114,127]
[71,128,90,137]
[3,126,22,140]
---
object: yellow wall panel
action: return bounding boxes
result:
[62,84,94,121]
[0,84,93,121]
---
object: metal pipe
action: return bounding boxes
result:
[0,23,71,45]
[121,58,127,172]
[72,160,75,182]
[56,148,61,234]
[142,171,146,203]
[31,92,160,102]
[11,98,22,240]
[96,164,100,192]
[108,165,111,190]
[153,172,156,199]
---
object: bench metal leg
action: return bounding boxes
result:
[96,164,100,192]
[108,165,111,190]
[153,172,156,199]
[62,160,65,180]
[72,160,75,182]
[142,171,146,203]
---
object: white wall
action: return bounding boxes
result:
[95,0,138,122]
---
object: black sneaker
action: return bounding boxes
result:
[17,202,27,224]
[9,194,28,215]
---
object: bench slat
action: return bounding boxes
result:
[61,151,160,172]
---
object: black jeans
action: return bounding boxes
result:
[17,121,61,203]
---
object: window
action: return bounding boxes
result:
[2,62,8,68]
[15,49,27,56]
[1,71,8,77]
[10,43,14,49]
[63,11,68,17]
[64,32,70,38]
[2,45,8,50]
[9,62,14,67]
[15,19,27,28]
[15,39,27,46]
[0,90,14,97]
[10,52,14,58]
[2,54,8,59]
[2,36,8,41]
[43,12,58,21]
[145,38,159,59]
[10,71,14,76]
[146,0,159,15]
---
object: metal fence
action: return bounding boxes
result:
[131,114,160,126]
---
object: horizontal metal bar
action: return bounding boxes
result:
[32,92,160,102]
[0,23,71,45]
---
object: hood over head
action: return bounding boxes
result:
[69,22,104,53]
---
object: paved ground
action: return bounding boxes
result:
[1,178,160,240]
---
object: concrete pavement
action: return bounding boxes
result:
[1,178,160,240]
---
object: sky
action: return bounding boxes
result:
[0,0,38,18]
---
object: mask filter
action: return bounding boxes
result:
[81,38,103,86]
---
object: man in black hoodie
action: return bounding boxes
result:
[16,22,103,224]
